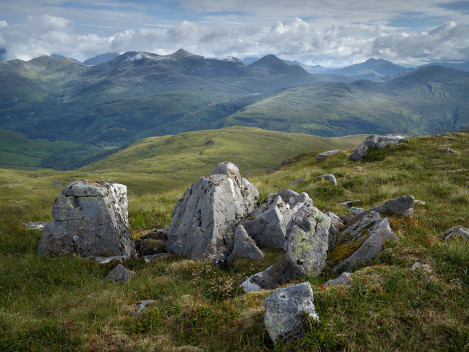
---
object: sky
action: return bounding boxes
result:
[0,0,469,66]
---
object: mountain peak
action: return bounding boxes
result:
[249,54,306,74]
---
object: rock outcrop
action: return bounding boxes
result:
[349,135,409,160]
[227,225,264,263]
[284,203,332,277]
[166,162,259,267]
[264,282,319,342]
[330,211,399,273]
[370,195,414,216]
[319,174,337,186]
[241,189,312,249]
[317,149,341,161]
[38,181,136,258]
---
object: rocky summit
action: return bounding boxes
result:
[38,180,136,258]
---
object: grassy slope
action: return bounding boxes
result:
[80,126,365,192]
[0,131,468,351]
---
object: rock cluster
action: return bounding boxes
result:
[348,134,409,160]
[38,180,136,258]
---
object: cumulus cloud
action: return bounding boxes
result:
[0,14,468,66]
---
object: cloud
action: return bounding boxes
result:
[0,13,468,66]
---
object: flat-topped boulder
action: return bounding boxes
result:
[317,149,341,161]
[166,162,259,267]
[349,135,409,160]
[38,181,136,258]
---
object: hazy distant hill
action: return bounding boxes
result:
[82,52,120,65]
[0,50,468,148]
[328,58,410,81]
[418,61,469,72]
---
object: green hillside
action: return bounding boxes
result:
[0,129,122,170]
[80,127,365,192]
[0,131,467,351]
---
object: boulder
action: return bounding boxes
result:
[241,263,293,292]
[324,272,352,288]
[166,162,259,267]
[264,282,319,342]
[285,203,332,277]
[241,190,312,249]
[319,174,337,186]
[326,211,343,251]
[349,135,409,160]
[370,195,414,216]
[103,264,135,283]
[443,226,469,241]
[316,149,341,161]
[330,211,399,273]
[38,181,136,258]
[227,225,264,263]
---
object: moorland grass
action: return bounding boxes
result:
[0,131,468,351]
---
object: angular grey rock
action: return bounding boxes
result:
[38,181,136,258]
[324,272,353,288]
[285,203,332,277]
[166,162,259,267]
[370,195,414,216]
[242,190,312,248]
[133,300,157,317]
[94,256,129,264]
[288,179,307,186]
[264,282,319,342]
[349,135,409,160]
[319,174,337,186]
[339,200,361,208]
[317,149,341,161]
[443,226,469,241]
[241,263,293,292]
[331,211,399,273]
[326,211,343,251]
[144,253,171,263]
[349,207,366,216]
[103,264,135,283]
[227,225,264,262]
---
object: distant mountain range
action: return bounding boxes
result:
[0,49,468,152]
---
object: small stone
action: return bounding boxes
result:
[144,253,171,263]
[339,200,361,208]
[319,174,337,186]
[103,264,135,283]
[288,179,307,186]
[443,226,469,241]
[324,272,353,287]
[370,195,414,216]
[133,300,157,317]
[23,222,47,231]
[94,256,129,264]
[349,207,365,215]
[264,282,319,342]
[316,150,341,161]
[241,263,293,292]
[445,147,455,153]
[411,262,422,271]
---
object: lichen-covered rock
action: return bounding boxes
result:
[264,282,319,342]
[103,264,135,283]
[443,226,469,241]
[38,180,136,258]
[324,272,353,288]
[241,190,312,248]
[349,135,409,160]
[330,211,399,273]
[319,174,337,186]
[166,162,259,267]
[227,225,264,262]
[317,150,341,161]
[241,263,293,292]
[285,203,332,277]
[370,195,414,216]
